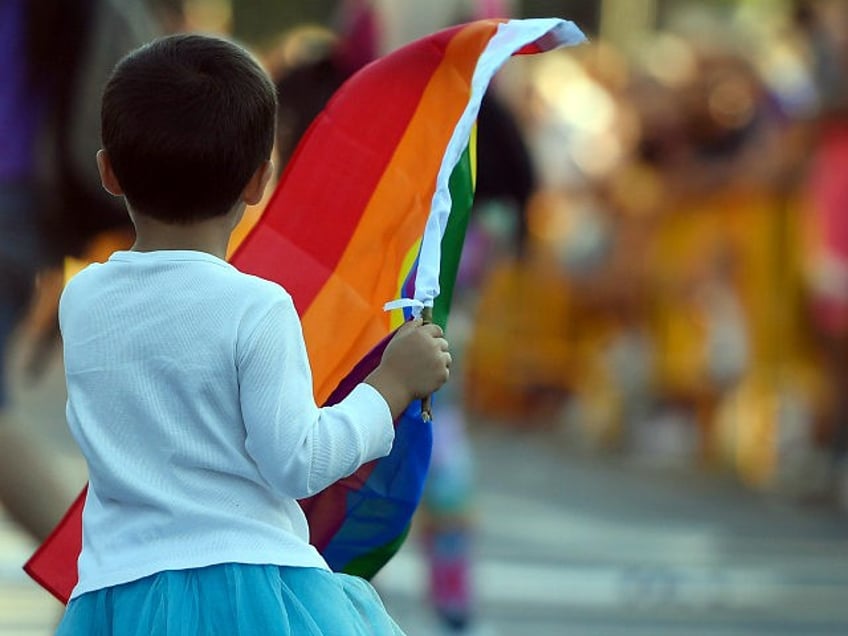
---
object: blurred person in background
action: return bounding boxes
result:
[622,16,830,490]
[0,0,159,542]
[0,0,69,543]
[463,41,654,452]
[636,42,767,467]
[270,0,379,170]
[501,14,811,482]
[794,0,848,504]
[419,4,535,634]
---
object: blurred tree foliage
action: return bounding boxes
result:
[519,0,764,37]
[231,0,336,47]
[233,0,604,44]
[229,0,760,51]
[520,0,601,33]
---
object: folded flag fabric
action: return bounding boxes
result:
[24,17,586,603]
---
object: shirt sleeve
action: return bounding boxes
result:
[237,293,394,500]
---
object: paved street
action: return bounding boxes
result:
[378,426,848,635]
[2,348,848,635]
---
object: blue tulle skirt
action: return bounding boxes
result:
[55,563,406,635]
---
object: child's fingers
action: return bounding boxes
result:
[417,322,444,338]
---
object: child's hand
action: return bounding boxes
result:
[365,319,451,419]
[384,319,451,397]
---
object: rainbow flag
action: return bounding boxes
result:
[24,18,585,602]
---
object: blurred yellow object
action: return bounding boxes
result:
[713,373,778,488]
[646,184,814,460]
[64,229,134,282]
[714,355,831,488]
[464,255,574,423]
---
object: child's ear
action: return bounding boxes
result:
[242,160,274,206]
[96,150,124,196]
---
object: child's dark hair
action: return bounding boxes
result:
[101,33,277,223]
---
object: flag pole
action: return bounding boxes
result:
[421,305,433,422]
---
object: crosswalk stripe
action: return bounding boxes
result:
[377,544,848,618]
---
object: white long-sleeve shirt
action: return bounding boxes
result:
[60,250,394,599]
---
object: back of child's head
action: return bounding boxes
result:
[101,33,277,224]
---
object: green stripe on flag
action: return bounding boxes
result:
[433,137,476,330]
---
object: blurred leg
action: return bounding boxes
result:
[424,521,474,631]
[421,403,476,632]
[0,418,70,541]
[0,183,70,541]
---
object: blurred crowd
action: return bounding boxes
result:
[462,0,848,505]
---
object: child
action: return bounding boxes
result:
[55,33,451,635]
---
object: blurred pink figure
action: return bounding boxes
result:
[473,0,511,20]
[334,0,381,75]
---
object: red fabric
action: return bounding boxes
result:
[23,487,87,603]
[810,123,848,261]
[807,122,848,335]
